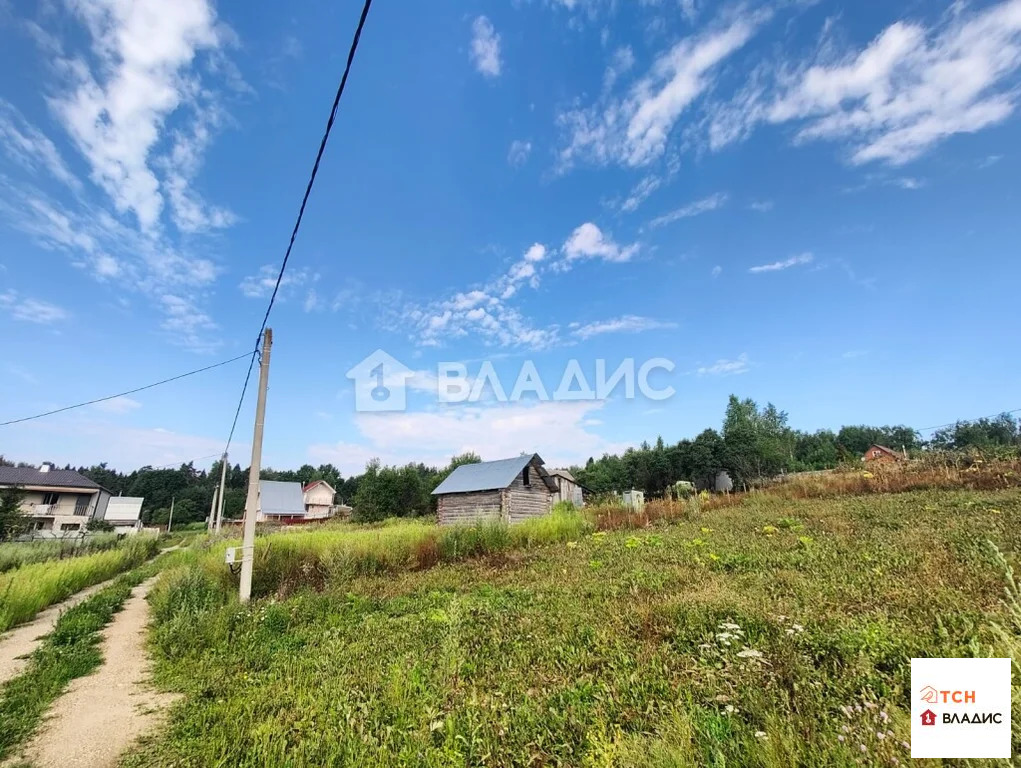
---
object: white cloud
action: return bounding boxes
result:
[0,0,239,354]
[240,265,314,299]
[557,12,766,169]
[618,174,661,212]
[0,290,69,324]
[711,265,722,277]
[892,176,924,190]
[51,0,223,229]
[648,191,727,227]
[507,139,532,166]
[707,0,1021,166]
[749,199,774,212]
[697,353,749,376]
[0,100,81,191]
[562,222,639,263]
[603,46,635,91]
[1,418,246,472]
[309,400,626,476]
[470,16,502,78]
[91,396,141,415]
[748,252,813,273]
[408,241,558,348]
[572,314,677,339]
[159,294,218,354]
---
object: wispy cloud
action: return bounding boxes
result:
[557,11,768,169]
[91,396,141,415]
[618,175,661,213]
[309,400,626,476]
[711,265,722,278]
[697,353,749,376]
[648,192,727,228]
[748,252,813,273]
[470,16,502,78]
[706,0,1021,166]
[572,314,677,339]
[507,139,532,167]
[749,199,774,212]
[0,0,242,353]
[240,265,315,300]
[0,100,81,191]
[0,290,69,324]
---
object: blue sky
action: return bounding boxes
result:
[0,0,1019,474]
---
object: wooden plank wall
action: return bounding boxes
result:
[505,463,552,524]
[437,490,502,525]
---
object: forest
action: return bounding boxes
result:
[2,396,1017,526]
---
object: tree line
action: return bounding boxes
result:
[570,397,1020,497]
[2,397,1017,524]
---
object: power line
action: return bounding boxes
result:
[0,353,253,427]
[222,0,374,456]
[917,407,1021,433]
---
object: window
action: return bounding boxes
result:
[60,523,81,531]
[42,492,59,505]
[522,467,530,487]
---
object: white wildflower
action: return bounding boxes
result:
[736,647,763,659]
[754,731,767,739]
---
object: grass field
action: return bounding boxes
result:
[0,533,129,574]
[0,536,159,632]
[124,487,1021,767]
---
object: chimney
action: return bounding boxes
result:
[39,462,52,473]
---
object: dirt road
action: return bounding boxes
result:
[0,579,113,685]
[9,578,177,768]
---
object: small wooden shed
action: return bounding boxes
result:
[431,454,557,526]
[548,468,587,507]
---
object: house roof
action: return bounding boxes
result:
[106,497,144,522]
[302,480,335,494]
[0,466,103,491]
[867,444,900,457]
[432,454,557,495]
[259,480,306,516]
[548,468,576,482]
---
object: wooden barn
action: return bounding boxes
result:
[431,454,557,526]
[548,468,587,507]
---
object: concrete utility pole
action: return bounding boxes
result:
[207,480,219,532]
[239,329,273,603]
[167,496,175,534]
[215,451,228,533]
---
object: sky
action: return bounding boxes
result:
[0,0,1019,475]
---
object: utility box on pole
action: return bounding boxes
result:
[239,329,273,603]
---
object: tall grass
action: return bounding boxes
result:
[0,561,160,762]
[0,533,129,574]
[0,536,158,632]
[195,510,593,599]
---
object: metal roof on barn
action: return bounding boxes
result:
[259,480,306,516]
[432,454,557,495]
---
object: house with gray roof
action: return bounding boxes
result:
[431,454,557,526]
[0,463,112,535]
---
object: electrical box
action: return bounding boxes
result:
[225,547,238,565]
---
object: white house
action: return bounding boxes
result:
[302,480,337,520]
[0,464,111,535]
[103,497,145,534]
